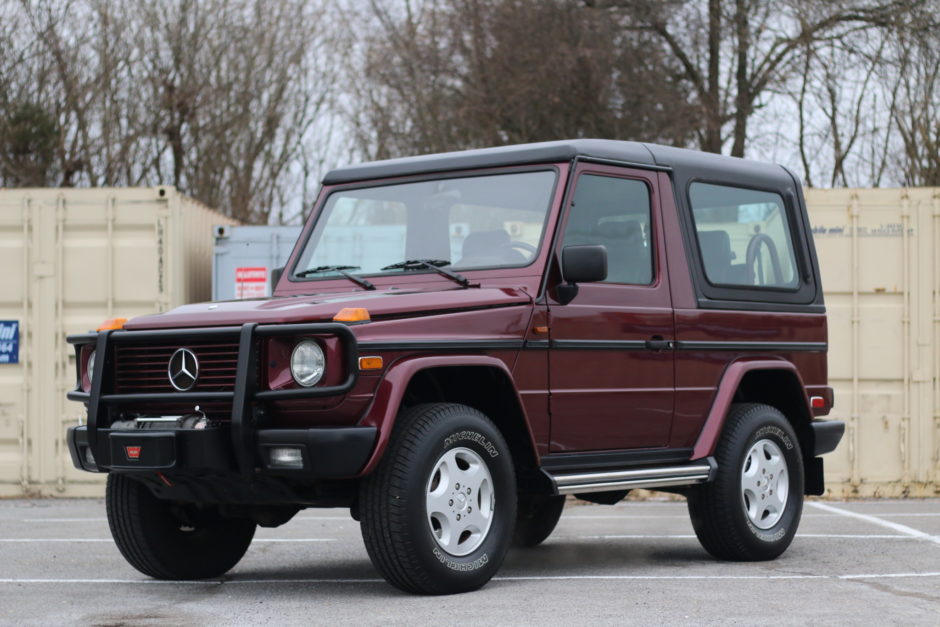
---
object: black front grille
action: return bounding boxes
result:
[113,342,240,393]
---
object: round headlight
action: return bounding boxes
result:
[290,340,325,387]
[87,349,97,385]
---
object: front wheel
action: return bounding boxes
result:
[359,403,516,594]
[687,403,804,561]
[106,474,256,579]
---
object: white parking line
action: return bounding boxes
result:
[565,534,919,540]
[3,533,929,544]
[18,518,108,523]
[807,502,940,546]
[0,539,112,543]
[0,572,937,585]
[0,538,335,543]
[561,514,838,519]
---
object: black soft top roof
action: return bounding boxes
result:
[322,139,790,185]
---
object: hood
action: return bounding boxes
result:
[123,286,532,330]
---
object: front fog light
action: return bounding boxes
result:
[269,447,304,469]
[290,340,325,387]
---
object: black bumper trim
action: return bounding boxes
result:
[66,322,360,477]
[66,424,376,479]
[257,427,377,477]
[811,419,845,456]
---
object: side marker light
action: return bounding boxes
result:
[333,307,370,323]
[97,317,127,331]
[359,356,384,370]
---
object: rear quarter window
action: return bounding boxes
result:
[689,183,799,290]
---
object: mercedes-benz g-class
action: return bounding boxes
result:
[67,140,844,594]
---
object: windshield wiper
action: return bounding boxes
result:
[380,259,469,288]
[294,265,375,290]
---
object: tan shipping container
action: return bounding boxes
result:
[808,188,940,497]
[0,187,236,497]
[2,186,937,499]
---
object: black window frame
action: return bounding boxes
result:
[672,170,821,312]
[560,171,657,287]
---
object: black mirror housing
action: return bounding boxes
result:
[562,245,607,284]
[270,266,285,288]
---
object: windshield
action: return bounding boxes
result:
[292,170,556,280]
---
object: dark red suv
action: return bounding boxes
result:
[67,140,843,594]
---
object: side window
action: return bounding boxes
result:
[562,174,653,285]
[689,183,799,289]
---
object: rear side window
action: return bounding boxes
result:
[563,175,653,285]
[689,183,798,289]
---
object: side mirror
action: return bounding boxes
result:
[558,245,607,304]
[270,266,285,289]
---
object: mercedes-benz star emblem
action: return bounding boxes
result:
[168,348,199,391]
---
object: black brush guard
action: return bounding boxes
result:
[65,323,376,479]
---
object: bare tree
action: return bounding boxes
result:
[586,0,926,157]
[0,0,337,223]
[347,0,697,160]
[890,25,940,186]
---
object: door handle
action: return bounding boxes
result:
[645,336,674,351]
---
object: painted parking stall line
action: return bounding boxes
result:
[807,501,940,546]
[1,572,939,586]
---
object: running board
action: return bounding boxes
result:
[547,458,717,495]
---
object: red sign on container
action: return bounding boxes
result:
[235,267,268,299]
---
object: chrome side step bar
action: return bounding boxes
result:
[548,459,716,495]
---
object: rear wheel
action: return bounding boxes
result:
[359,403,516,594]
[513,495,565,547]
[687,403,804,561]
[106,474,256,579]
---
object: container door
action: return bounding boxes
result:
[548,164,674,452]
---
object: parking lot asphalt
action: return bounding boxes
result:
[0,496,937,626]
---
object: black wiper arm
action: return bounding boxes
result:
[295,265,375,290]
[380,259,469,288]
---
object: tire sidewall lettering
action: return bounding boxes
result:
[753,425,793,450]
[432,546,490,572]
[443,430,499,458]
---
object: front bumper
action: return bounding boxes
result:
[68,424,377,478]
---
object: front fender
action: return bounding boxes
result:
[355,354,538,476]
[690,359,812,460]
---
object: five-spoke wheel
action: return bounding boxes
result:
[426,447,495,556]
[740,438,789,529]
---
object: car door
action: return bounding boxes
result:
[548,164,675,452]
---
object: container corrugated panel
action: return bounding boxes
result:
[0,188,237,497]
[212,225,302,301]
[807,188,940,497]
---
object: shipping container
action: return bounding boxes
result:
[0,187,236,497]
[3,187,938,498]
[807,188,940,497]
[212,225,301,301]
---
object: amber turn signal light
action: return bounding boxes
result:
[97,317,127,331]
[358,356,384,371]
[333,307,371,322]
